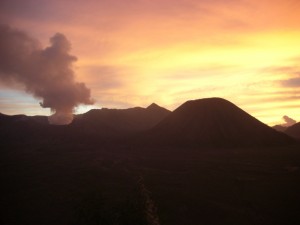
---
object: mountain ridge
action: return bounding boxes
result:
[0,98,294,146]
[285,122,300,139]
[145,98,293,147]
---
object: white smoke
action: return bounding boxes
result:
[0,24,94,125]
[282,115,297,127]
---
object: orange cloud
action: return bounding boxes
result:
[1,0,300,125]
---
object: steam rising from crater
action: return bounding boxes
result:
[0,24,93,124]
[282,115,296,127]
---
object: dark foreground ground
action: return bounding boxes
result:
[1,140,300,225]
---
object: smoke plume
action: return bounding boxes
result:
[0,24,93,125]
[282,115,296,127]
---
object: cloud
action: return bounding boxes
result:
[282,115,297,127]
[278,68,300,87]
[264,65,300,87]
[0,24,93,124]
[281,77,300,87]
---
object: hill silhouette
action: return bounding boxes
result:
[146,98,292,147]
[272,125,287,132]
[1,99,300,225]
[0,113,49,142]
[285,122,300,139]
[0,99,294,146]
[71,103,171,136]
[0,113,48,125]
[0,103,171,143]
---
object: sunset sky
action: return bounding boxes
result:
[1,0,300,125]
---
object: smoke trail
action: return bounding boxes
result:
[282,115,296,127]
[0,24,93,124]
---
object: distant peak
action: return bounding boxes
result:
[147,103,160,110]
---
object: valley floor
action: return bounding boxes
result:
[1,141,300,225]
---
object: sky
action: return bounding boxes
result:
[0,0,300,125]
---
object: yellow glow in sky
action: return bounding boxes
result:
[0,0,300,125]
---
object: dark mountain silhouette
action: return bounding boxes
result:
[146,98,293,147]
[0,103,171,143]
[285,122,300,139]
[0,99,294,146]
[71,103,171,136]
[272,125,287,132]
[0,113,48,125]
[0,113,50,142]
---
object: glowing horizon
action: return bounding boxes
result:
[0,0,300,126]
